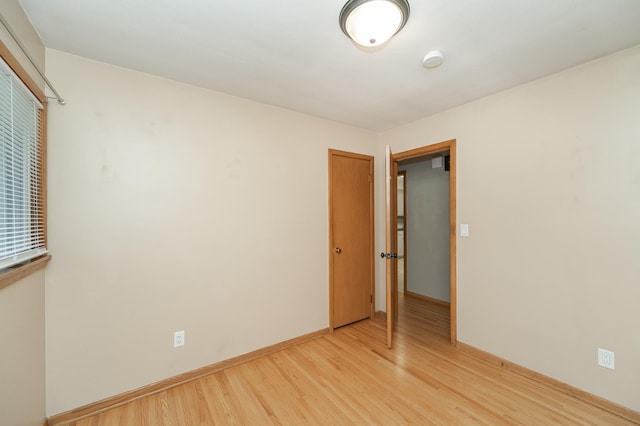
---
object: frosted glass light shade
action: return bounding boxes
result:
[340,0,410,47]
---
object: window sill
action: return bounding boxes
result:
[0,254,51,291]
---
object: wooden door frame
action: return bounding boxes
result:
[393,139,457,345]
[328,149,375,333]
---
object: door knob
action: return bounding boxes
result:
[335,247,342,253]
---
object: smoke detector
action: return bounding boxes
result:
[422,50,444,69]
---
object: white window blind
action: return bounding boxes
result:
[0,57,47,270]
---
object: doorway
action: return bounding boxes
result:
[397,171,406,294]
[328,149,375,331]
[399,152,450,304]
[394,140,457,345]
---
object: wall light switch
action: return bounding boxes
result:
[460,224,469,237]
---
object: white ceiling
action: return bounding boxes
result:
[18,0,640,131]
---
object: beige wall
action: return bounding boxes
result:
[44,49,377,415]
[0,3,46,425]
[380,46,640,411]
[0,271,46,426]
[398,157,450,302]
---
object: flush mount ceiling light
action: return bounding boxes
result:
[339,0,410,47]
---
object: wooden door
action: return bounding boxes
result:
[385,145,398,348]
[329,150,374,329]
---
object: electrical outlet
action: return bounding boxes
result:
[174,330,185,348]
[597,348,614,370]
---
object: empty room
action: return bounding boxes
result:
[1,1,639,424]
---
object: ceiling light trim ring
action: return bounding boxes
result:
[339,0,410,46]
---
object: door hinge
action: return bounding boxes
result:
[368,175,372,182]
[370,294,373,303]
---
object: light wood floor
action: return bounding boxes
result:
[66,295,636,425]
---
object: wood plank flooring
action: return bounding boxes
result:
[63,295,637,425]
